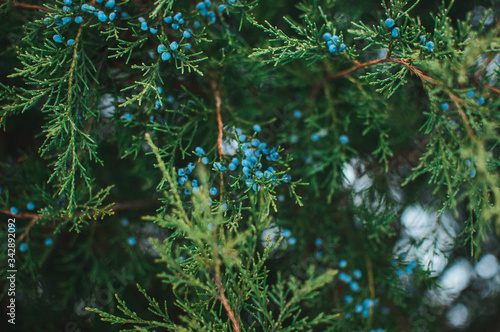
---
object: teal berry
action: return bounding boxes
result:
[210,187,217,195]
[355,304,363,313]
[109,12,116,20]
[354,269,362,279]
[311,133,319,141]
[331,35,340,44]
[138,17,145,23]
[220,203,227,211]
[288,237,297,245]
[45,238,53,246]
[232,157,240,165]
[183,30,192,38]
[123,113,133,120]
[105,0,115,9]
[201,157,209,164]
[195,147,205,156]
[294,110,302,118]
[98,11,108,22]
[385,18,395,28]
[467,91,475,98]
[196,2,205,9]
[157,44,166,53]
[53,35,63,43]
[0,186,2,194]
[174,12,182,21]
[67,39,75,45]
[141,21,148,30]
[27,202,35,210]
[171,23,179,30]
[339,135,349,144]
[315,238,322,246]
[339,43,346,52]
[477,97,485,105]
[75,16,83,23]
[20,243,28,252]
[170,41,179,51]
[194,21,200,28]
[328,45,337,53]
[322,32,332,41]
[164,16,172,23]
[441,102,449,110]
[315,251,322,258]
[161,52,171,61]
[345,295,353,303]
[350,281,360,291]
[150,26,158,34]
[339,259,347,268]
[362,308,369,317]
[391,27,399,38]
[121,218,129,226]
[229,163,236,171]
[426,41,434,51]
[64,0,72,4]
[219,4,226,13]
[239,134,246,142]
[10,207,18,214]
[127,237,136,245]
[204,0,212,7]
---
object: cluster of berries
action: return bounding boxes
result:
[322,32,347,54]
[395,260,418,276]
[384,18,400,38]
[419,35,435,52]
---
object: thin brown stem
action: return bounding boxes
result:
[214,247,240,332]
[2,0,53,12]
[210,80,225,157]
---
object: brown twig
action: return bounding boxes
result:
[214,251,240,332]
[1,0,53,12]
[210,80,225,157]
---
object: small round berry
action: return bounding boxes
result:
[121,218,129,226]
[53,35,63,43]
[75,16,83,23]
[201,157,209,164]
[67,39,75,45]
[229,163,236,171]
[105,0,115,9]
[170,41,179,51]
[195,147,206,156]
[328,45,337,53]
[157,44,166,53]
[385,18,395,28]
[362,308,369,317]
[441,103,449,111]
[391,27,399,38]
[396,269,403,276]
[141,21,148,30]
[354,269,362,279]
[345,295,353,303]
[339,43,347,52]
[138,17,146,23]
[123,113,133,120]
[98,11,108,22]
[210,187,217,195]
[220,202,228,211]
[164,16,172,23]
[161,52,171,61]
[339,135,349,144]
[331,35,340,44]
[315,251,323,258]
[183,30,192,38]
[171,23,179,30]
[311,133,319,141]
[426,41,434,51]
[27,202,35,210]
[253,124,261,132]
[194,21,200,28]
[238,134,246,142]
[178,18,185,25]
[109,13,116,21]
[218,4,226,13]
[477,97,485,105]
[282,174,291,183]
[288,237,297,245]
[322,32,332,41]
[150,26,158,34]
[20,243,28,252]
[350,281,360,291]
[196,2,206,9]
[64,0,72,5]
[45,238,53,246]
[467,91,475,98]
[339,259,347,268]
[174,12,182,21]
[282,229,291,237]
[10,207,18,214]
[345,313,351,319]
[204,0,212,7]
[355,304,363,313]
[127,237,136,245]
[315,238,322,246]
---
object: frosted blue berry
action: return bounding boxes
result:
[196,2,206,9]
[294,110,302,118]
[315,238,322,246]
[75,16,83,23]
[219,4,226,13]
[354,269,362,279]
[123,113,133,120]
[204,0,212,7]
[53,35,63,43]
[121,218,129,226]
[232,157,240,165]
[67,39,75,45]
[155,100,161,108]
[477,97,485,105]
[20,243,28,252]
[315,251,323,258]
[194,21,200,28]
[385,18,395,28]
[63,6,71,11]
[362,308,369,317]
[289,237,297,245]
[350,281,360,291]
[441,103,449,111]
[282,174,291,183]
[255,170,263,178]
[183,30,192,38]
[328,45,337,53]
[345,295,353,303]
[405,266,413,274]
[426,41,434,51]
[128,237,136,245]
[105,0,115,8]
[339,135,349,144]
[97,11,108,22]
[138,17,145,23]
[195,147,206,156]
[239,134,246,142]
[164,16,172,23]
[396,269,403,276]
[174,12,182,21]
[64,0,72,5]
[311,133,319,141]
[45,238,53,246]
[109,12,116,21]
[339,259,347,268]
[229,163,236,171]
[355,304,363,313]
[170,41,179,51]
[391,27,399,38]
[157,44,166,53]
[199,157,208,165]
[10,207,18,214]
[27,202,35,210]
[339,43,346,52]
[331,35,340,44]
[322,32,332,41]
[200,8,208,16]
[161,52,171,61]
[141,21,148,30]
[207,11,216,24]
[150,26,158,34]
[467,91,475,98]
[221,202,228,211]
